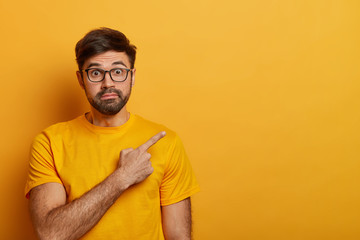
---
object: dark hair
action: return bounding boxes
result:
[75,27,137,71]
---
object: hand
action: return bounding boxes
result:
[117,131,166,187]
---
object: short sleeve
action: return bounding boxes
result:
[160,134,200,206]
[24,132,63,198]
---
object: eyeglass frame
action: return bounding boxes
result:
[81,67,134,83]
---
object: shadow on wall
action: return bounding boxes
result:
[13,69,86,239]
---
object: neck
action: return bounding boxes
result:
[86,107,130,127]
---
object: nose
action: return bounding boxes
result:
[101,71,115,89]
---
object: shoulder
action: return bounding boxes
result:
[33,116,83,143]
[132,114,178,140]
[131,115,184,154]
[45,116,82,132]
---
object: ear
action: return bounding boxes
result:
[76,71,85,90]
[131,68,136,87]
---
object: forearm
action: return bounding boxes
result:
[31,170,128,240]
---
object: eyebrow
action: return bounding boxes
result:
[86,61,128,69]
[112,61,128,67]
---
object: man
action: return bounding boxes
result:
[25,27,200,240]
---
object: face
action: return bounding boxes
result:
[76,50,135,115]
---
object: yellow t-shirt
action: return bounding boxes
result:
[25,113,200,240]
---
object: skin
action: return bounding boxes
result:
[29,50,192,240]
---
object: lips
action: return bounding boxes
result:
[100,93,119,100]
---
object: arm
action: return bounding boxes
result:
[161,197,192,240]
[29,132,166,240]
[29,170,128,240]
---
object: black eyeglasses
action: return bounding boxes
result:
[82,68,133,82]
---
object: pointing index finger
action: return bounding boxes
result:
[138,131,166,152]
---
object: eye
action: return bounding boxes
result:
[113,69,123,75]
[91,69,102,76]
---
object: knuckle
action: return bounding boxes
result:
[120,148,133,154]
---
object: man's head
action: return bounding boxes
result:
[75,28,137,116]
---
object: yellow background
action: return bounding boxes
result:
[1,0,359,239]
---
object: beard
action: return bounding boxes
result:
[86,87,131,115]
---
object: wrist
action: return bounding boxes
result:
[112,169,131,191]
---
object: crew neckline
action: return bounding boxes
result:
[78,112,136,134]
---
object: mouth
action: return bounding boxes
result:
[100,93,119,100]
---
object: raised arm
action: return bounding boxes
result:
[29,131,166,240]
[161,197,192,240]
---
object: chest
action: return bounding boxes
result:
[52,135,166,201]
